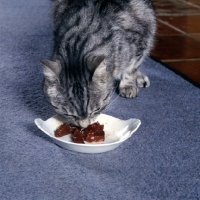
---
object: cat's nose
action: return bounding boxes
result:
[78,115,97,128]
[78,118,91,128]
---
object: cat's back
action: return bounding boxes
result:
[53,0,155,29]
[52,0,156,66]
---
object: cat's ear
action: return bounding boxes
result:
[87,55,107,82]
[93,59,106,75]
[87,55,105,73]
[92,59,107,83]
[41,60,61,82]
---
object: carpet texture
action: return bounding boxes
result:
[1,1,200,199]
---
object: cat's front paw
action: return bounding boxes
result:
[119,85,138,98]
[136,74,150,88]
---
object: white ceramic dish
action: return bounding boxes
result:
[34,114,141,153]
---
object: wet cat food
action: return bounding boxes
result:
[55,123,81,137]
[54,122,105,143]
[54,123,71,137]
[82,122,105,142]
[72,129,85,144]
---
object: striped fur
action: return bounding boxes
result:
[42,0,156,127]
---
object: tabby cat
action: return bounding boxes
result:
[41,0,156,127]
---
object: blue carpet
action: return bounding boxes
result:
[1,0,200,199]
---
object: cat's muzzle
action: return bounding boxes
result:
[78,115,98,128]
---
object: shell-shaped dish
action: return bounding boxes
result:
[34,114,141,153]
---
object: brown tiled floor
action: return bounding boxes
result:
[151,0,200,85]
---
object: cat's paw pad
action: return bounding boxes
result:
[136,75,150,88]
[119,85,138,98]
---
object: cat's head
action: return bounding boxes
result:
[41,55,114,127]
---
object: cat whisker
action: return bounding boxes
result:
[103,93,120,112]
[110,83,118,97]
[103,84,120,112]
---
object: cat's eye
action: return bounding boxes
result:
[52,105,58,109]
[63,114,77,119]
[103,93,110,101]
[92,107,101,114]
[96,108,101,111]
